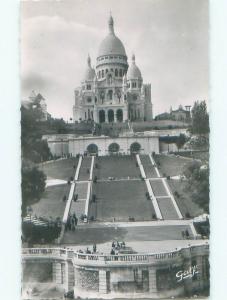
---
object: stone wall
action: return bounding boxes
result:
[74,268,99,292]
[46,135,159,157]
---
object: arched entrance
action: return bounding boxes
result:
[99,110,105,123]
[116,109,123,122]
[87,144,98,155]
[108,143,120,154]
[108,110,114,123]
[130,142,141,154]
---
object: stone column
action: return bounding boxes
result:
[149,268,157,294]
[64,261,75,292]
[105,110,108,123]
[99,270,107,294]
[53,262,62,284]
[114,111,117,123]
[123,107,128,122]
[93,107,98,123]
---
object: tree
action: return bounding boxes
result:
[21,167,46,216]
[190,101,209,135]
[183,161,209,213]
[175,134,187,151]
[21,105,52,163]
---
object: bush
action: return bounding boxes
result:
[152,213,157,220]
[185,212,191,219]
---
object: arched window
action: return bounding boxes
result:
[99,110,105,123]
[106,69,108,73]
[88,109,90,119]
[87,144,98,154]
[108,90,113,100]
[108,143,120,154]
[91,111,93,119]
[130,142,141,153]
[87,97,92,103]
[132,82,136,88]
[108,109,114,122]
[102,70,104,78]
[115,69,118,77]
[116,109,123,122]
[107,74,112,84]
[119,69,122,77]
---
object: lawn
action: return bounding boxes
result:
[168,179,203,218]
[31,184,70,219]
[89,180,156,221]
[94,156,140,179]
[62,224,193,244]
[154,154,189,177]
[39,158,78,180]
[178,151,209,164]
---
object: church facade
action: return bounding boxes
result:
[73,15,153,124]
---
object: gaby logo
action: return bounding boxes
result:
[176,265,199,282]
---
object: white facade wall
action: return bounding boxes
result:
[68,136,159,156]
[47,136,159,157]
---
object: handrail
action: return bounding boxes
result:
[22,243,209,263]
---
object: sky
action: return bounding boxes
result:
[21,0,209,120]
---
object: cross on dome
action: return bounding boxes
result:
[132,53,136,64]
[87,54,91,67]
[108,13,114,34]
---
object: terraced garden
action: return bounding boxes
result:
[89,180,156,221]
[39,158,78,180]
[94,155,140,179]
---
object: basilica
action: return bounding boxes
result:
[73,15,153,124]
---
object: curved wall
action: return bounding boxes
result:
[22,244,209,298]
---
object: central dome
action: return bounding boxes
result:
[97,15,127,57]
[98,35,126,57]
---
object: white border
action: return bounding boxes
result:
[0,1,227,299]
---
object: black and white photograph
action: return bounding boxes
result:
[20,0,210,299]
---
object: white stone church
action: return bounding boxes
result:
[73,15,153,124]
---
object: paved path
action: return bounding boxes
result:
[45,179,67,187]
[65,239,209,255]
[61,223,195,245]
[77,219,196,228]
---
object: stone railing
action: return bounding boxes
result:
[73,251,182,266]
[22,243,209,265]
[22,248,71,261]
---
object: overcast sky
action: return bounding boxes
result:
[21,0,209,120]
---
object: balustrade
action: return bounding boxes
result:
[22,243,209,265]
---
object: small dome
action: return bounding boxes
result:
[83,55,96,81]
[97,15,127,57]
[127,54,142,80]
